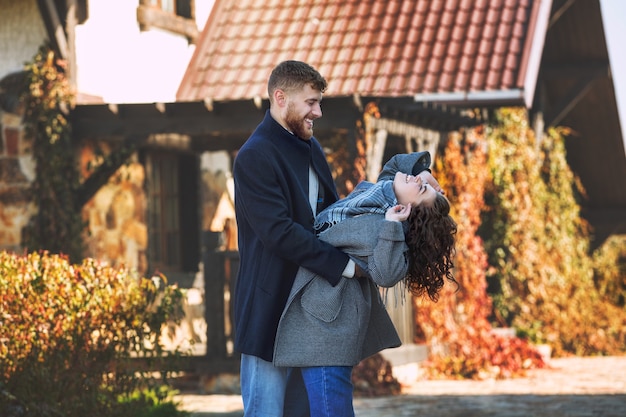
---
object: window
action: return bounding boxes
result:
[146,152,199,275]
[137,0,198,42]
[146,0,192,18]
[149,0,174,13]
[148,154,180,268]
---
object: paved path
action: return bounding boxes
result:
[175,356,626,417]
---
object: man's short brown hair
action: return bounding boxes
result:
[268,60,328,98]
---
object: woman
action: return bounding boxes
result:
[273,151,457,417]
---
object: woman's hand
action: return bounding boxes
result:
[386,204,411,222]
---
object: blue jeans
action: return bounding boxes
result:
[241,355,353,417]
[240,354,310,417]
[300,366,355,417]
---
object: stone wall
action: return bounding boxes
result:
[80,143,148,274]
[0,111,36,252]
[0,116,236,279]
[0,121,149,274]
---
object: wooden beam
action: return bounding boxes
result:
[545,64,608,126]
[71,101,264,139]
[548,0,577,29]
[71,96,478,151]
[541,60,609,78]
[70,97,362,141]
[136,4,198,42]
[37,0,69,59]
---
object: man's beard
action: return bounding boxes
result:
[285,104,313,140]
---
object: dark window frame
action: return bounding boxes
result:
[145,151,200,275]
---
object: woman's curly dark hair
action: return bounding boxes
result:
[404,193,457,301]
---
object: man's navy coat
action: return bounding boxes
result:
[232,111,350,361]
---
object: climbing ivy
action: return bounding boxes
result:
[21,45,85,262]
[414,108,625,379]
[416,126,545,380]
[482,108,625,356]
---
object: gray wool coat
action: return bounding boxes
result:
[273,214,406,366]
[273,151,431,367]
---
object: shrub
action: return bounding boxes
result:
[0,251,186,417]
[352,354,401,397]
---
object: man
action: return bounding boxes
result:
[232,60,364,416]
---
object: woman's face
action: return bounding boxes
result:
[393,172,438,207]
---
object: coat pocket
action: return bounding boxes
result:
[300,277,348,322]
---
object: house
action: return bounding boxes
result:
[177,0,626,246]
[1,0,625,372]
[0,0,216,282]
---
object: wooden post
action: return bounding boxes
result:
[203,231,226,357]
[223,250,240,353]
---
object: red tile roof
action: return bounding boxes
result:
[177,0,548,106]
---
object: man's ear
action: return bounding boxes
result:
[273,89,287,107]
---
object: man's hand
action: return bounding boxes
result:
[418,171,445,194]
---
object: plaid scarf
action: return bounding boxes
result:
[314,180,397,232]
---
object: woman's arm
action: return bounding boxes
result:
[320,214,409,288]
[366,210,410,287]
[377,151,431,181]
